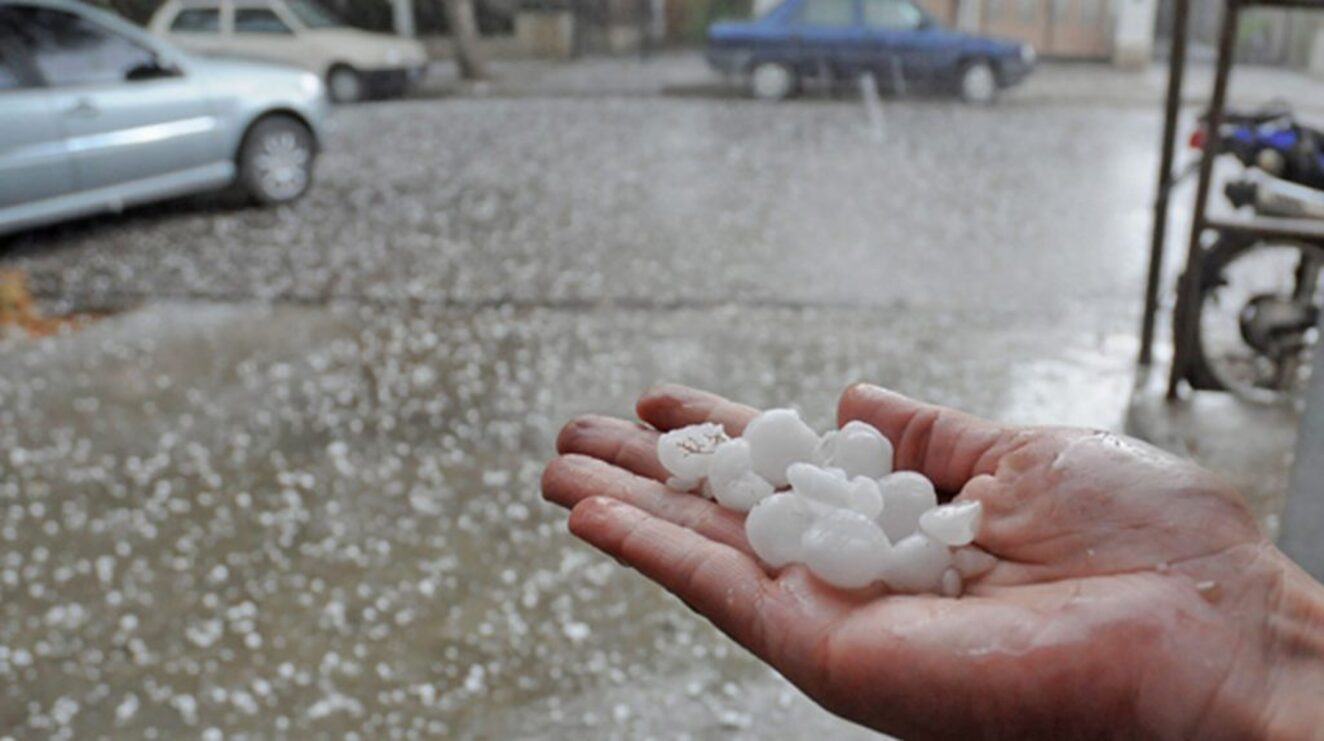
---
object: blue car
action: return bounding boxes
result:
[707,0,1034,103]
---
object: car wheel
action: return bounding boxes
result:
[750,61,795,101]
[238,116,315,205]
[327,64,363,104]
[959,60,997,104]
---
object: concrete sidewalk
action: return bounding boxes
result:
[417,51,1324,115]
[1125,367,1298,539]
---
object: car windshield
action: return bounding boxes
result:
[285,0,343,27]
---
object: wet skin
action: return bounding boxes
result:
[542,383,1324,739]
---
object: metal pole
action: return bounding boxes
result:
[1138,0,1190,367]
[1282,317,1324,577]
[1167,0,1240,398]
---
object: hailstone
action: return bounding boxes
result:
[713,472,774,512]
[708,438,754,484]
[707,439,774,511]
[800,509,891,589]
[876,471,938,543]
[744,493,821,568]
[655,403,995,597]
[814,421,894,479]
[786,463,851,508]
[845,476,883,520]
[884,532,953,593]
[919,500,982,546]
[657,422,729,481]
[742,409,819,488]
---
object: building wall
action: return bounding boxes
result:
[1158,0,1324,70]
[957,0,1118,58]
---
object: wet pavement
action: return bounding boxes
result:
[0,90,1161,737]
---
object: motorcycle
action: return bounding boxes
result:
[1184,104,1324,403]
[1188,104,1324,190]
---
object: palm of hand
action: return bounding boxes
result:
[542,384,1281,739]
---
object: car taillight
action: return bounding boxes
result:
[1188,127,1207,150]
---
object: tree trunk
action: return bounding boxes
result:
[442,0,487,80]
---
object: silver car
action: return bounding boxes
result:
[0,0,329,236]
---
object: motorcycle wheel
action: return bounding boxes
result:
[1189,234,1324,403]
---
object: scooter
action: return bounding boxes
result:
[1224,170,1324,221]
[1190,104,1324,190]
[1183,105,1324,402]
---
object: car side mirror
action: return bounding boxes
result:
[126,54,181,82]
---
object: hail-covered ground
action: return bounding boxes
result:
[0,87,1158,737]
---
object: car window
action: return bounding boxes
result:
[171,7,221,32]
[286,0,344,28]
[861,0,922,29]
[0,23,34,91]
[797,0,855,26]
[234,7,293,34]
[0,44,25,90]
[5,5,161,87]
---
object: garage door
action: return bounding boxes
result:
[979,0,1112,58]
[1045,0,1111,57]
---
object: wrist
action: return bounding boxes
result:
[1258,553,1324,736]
[1162,543,1324,739]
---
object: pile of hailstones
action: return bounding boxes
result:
[657,409,991,596]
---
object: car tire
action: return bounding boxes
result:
[237,116,315,206]
[327,64,364,104]
[750,61,796,101]
[1188,233,1324,401]
[958,59,997,104]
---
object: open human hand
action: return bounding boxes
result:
[541,383,1324,739]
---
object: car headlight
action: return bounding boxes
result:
[300,72,324,95]
[1021,44,1036,64]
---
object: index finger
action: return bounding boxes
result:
[837,384,1020,493]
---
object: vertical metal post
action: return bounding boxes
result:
[1167,0,1240,398]
[1283,318,1324,578]
[1138,0,1191,367]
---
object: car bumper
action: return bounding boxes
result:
[706,47,752,75]
[361,65,427,97]
[996,58,1034,87]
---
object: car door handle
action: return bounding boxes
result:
[64,98,99,118]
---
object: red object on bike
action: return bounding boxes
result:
[1188,127,1207,150]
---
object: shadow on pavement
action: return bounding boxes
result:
[0,193,260,257]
